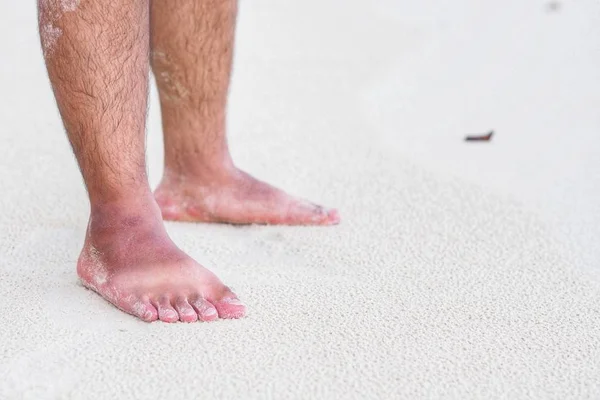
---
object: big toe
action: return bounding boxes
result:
[285,200,340,226]
[213,297,246,319]
[126,298,158,322]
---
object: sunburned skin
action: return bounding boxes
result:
[154,169,340,226]
[149,1,340,227]
[38,0,81,56]
[38,0,338,322]
[77,200,245,322]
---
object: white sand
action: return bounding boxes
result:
[1,0,599,398]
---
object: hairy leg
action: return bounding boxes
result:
[38,0,245,322]
[150,0,340,225]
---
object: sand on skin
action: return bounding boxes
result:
[0,0,599,399]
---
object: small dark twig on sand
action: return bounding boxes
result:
[464,130,494,142]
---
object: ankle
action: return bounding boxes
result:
[161,158,238,186]
[88,194,164,235]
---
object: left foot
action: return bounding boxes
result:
[154,168,340,225]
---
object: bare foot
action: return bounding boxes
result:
[77,201,245,323]
[154,168,340,225]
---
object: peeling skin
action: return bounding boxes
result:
[60,0,80,12]
[104,286,120,304]
[151,50,190,101]
[87,246,109,287]
[131,302,147,318]
[38,0,81,57]
[39,0,80,16]
[40,23,62,57]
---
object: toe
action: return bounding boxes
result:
[175,298,198,323]
[323,208,341,225]
[213,296,246,319]
[191,298,219,322]
[156,297,179,323]
[129,299,158,322]
[287,200,340,226]
[308,205,340,225]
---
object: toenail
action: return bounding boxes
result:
[223,298,244,306]
[203,308,217,317]
[326,209,340,222]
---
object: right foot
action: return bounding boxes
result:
[77,200,245,323]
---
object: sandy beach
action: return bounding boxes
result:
[1,0,599,398]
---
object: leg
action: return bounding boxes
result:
[150,0,340,225]
[38,0,245,322]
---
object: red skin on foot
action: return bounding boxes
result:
[41,0,338,324]
[154,169,340,226]
[77,202,245,323]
